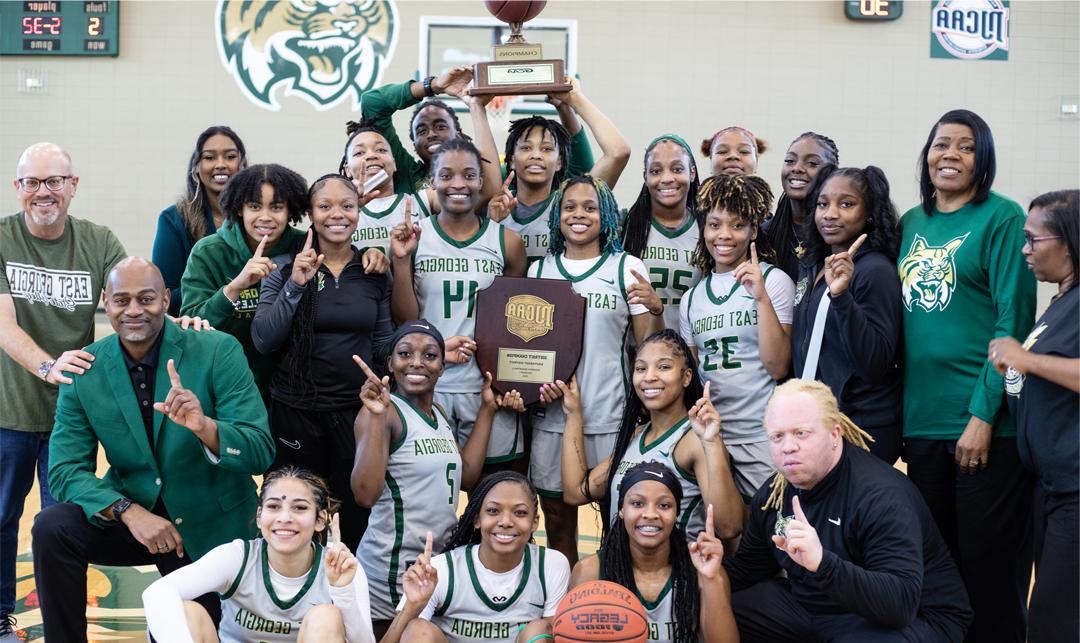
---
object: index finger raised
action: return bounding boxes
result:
[630,269,648,285]
[302,228,314,252]
[253,234,268,258]
[705,503,715,539]
[750,242,759,265]
[351,354,380,382]
[404,195,414,225]
[846,233,868,257]
[792,495,809,523]
[701,380,711,402]
[423,530,433,559]
[503,170,515,190]
[166,359,182,388]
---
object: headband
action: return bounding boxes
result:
[618,461,684,507]
[389,319,445,356]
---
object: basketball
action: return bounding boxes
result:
[484,1,547,23]
[552,581,649,643]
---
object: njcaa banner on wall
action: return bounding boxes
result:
[215,0,399,111]
[931,0,1010,61]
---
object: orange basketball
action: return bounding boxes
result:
[484,1,547,23]
[552,580,648,643]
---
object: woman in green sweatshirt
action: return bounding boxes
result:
[179,163,309,397]
[898,109,1036,643]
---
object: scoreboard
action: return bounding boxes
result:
[0,1,119,56]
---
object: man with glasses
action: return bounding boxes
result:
[0,142,125,639]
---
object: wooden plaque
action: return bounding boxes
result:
[475,276,585,405]
[468,59,573,96]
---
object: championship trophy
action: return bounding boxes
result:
[469,1,573,96]
[475,277,585,406]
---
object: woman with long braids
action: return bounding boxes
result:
[527,174,664,566]
[700,125,767,178]
[762,132,840,282]
[381,471,570,643]
[153,125,247,315]
[251,174,392,553]
[680,174,795,502]
[791,165,903,464]
[620,135,703,331]
[559,329,743,541]
[350,322,519,638]
[898,109,1035,642]
[571,462,738,643]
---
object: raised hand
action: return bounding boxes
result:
[231,234,278,293]
[354,354,391,416]
[402,531,438,607]
[482,371,526,413]
[323,518,359,588]
[361,247,389,275]
[823,233,867,297]
[152,359,207,433]
[46,349,95,385]
[487,172,518,223]
[689,381,722,443]
[436,66,474,99]
[771,495,823,573]
[733,242,765,300]
[444,335,477,365]
[689,504,724,579]
[290,229,325,286]
[627,269,663,315]
[546,77,581,109]
[556,377,581,416]
[390,196,421,261]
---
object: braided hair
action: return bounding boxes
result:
[765,132,839,269]
[259,465,341,545]
[504,116,572,190]
[761,380,874,512]
[691,174,777,273]
[600,329,702,544]
[284,173,359,404]
[801,165,901,267]
[622,135,701,258]
[338,119,390,179]
[548,175,623,256]
[600,462,700,643]
[442,471,538,552]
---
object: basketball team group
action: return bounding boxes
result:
[2,59,1077,643]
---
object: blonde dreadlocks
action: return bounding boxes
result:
[691,174,777,272]
[762,379,875,512]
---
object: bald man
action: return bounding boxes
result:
[0,143,126,636]
[31,257,274,642]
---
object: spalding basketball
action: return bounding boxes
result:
[552,580,648,643]
[484,1,547,23]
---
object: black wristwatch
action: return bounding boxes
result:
[422,75,436,97]
[110,497,132,520]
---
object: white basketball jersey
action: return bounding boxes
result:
[428,544,562,642]
[638,578,678,643]
[641,217,702,331]
[679,264,795,445]
[219,539,331,643]
[500,193,555,267]
[529,252,638,435]
[414,215,506,392]
[608,418,705,539]
[352,192,426,256]
[359,394,462,619]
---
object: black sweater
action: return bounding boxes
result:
[725,447,972,638]
[791,249,903,441]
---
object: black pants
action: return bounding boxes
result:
[31,502,220,643]
[863,423,902,465]
[269,399,370,552]
[731,578,958,642]
[903,437,1033,643]
[1029,488,1079,643]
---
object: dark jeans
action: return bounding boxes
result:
[31,502,220,643]
[903,437,1033,643]
[1029,488,1079,643]
[0,428,55,615]
[731,578,959,642]
[269,399,370,552]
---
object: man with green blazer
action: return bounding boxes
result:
[31,257,275,642]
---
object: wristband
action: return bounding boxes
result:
[649,304,664,316]
[422,75,436,97]
[527,636,554,643]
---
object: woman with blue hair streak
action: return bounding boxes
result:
[621,134,704,331]
[526,174,665,566]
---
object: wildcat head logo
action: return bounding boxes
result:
[216,0,399,111]
[898,233,969,312]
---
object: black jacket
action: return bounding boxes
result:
[725,446,972,640]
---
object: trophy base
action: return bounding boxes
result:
[469,59,572,96]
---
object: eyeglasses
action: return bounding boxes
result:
[1023,232,1062,249]
[17,176,72,192]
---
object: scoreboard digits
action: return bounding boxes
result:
[1,1,120,56]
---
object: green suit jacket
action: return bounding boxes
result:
[48,320,275,559]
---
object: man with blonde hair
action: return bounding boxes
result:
[723,379,972,642]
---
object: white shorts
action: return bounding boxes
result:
[530,429,617,498]
[434,391,524,464]
[726,439,776,501]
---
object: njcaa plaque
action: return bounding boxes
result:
[475,277,585,406]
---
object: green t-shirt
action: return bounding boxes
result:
[898,192,1035,440]
[0,213,126,432]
